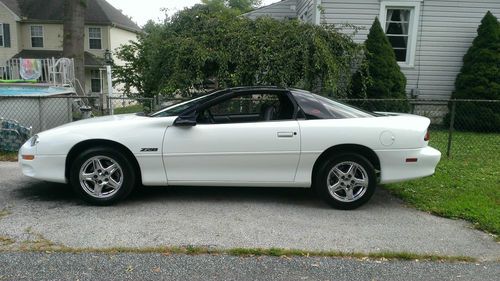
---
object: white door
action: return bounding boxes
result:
[163,121,300,183]
[162,90,301,184]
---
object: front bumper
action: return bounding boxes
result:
[375,146,441,184]
[18,141,67,183]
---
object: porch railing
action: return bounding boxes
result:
[0,57,75,87]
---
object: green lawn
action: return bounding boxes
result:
[0,151,17,161]
[385,130,500,239]
[113,104,145,114]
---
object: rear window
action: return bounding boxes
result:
[292,91,332,119]
[313,94,375,118]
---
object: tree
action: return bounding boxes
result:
[362,17,408,112]
[114,4,364,98]
[202,0,261,13]
[449,11,500,132]
[63,0,86,95]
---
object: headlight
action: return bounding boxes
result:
[30,135,39,146]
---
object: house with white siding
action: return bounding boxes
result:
[0,0,140,94]
[246,0,500,100]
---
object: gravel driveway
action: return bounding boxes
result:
[0,161,498,260]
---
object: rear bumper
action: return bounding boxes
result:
[375,146,441,184]
[18,141,67,183]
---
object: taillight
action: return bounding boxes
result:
[424,129,430,141]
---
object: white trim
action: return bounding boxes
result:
[0,23,3,47]
[314,0,322,25]
[379,1,421,68]
[0,2,21,21]
[30,25,44,48]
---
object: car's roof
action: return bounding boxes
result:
[228,86,289,92]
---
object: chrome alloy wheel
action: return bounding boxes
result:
[326,161,369,202]
[79,156,123,199]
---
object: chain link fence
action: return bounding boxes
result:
[340,99,500,159]
[1,95,499,159]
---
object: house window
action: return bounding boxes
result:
[0,24,3,47]
[89,27,102,49]
[379,1,421,67]
[90,69,101,93]
[31,25,44,48]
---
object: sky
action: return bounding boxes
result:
[106,0,281,27]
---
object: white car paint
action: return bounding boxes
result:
[18,95,441,189]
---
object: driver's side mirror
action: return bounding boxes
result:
[174,111,197,127]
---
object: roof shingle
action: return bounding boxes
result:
[12,49,105,67]
[1,0,141,32]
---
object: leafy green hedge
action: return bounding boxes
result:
[358,18,409,113]
[449,11,500,132]
[114,4,366,98]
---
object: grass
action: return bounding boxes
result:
[113,104,145,114]
[0,228,475,262]
[0,208,11,219]
[385,130,500,240]
[0,244,474,262]
[0,151,17,162]
[0,236,15,246]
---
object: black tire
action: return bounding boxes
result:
[69,147,137,205]
[314,153,376,210]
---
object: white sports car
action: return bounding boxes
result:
[19,87,441,209]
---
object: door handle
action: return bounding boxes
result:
[277,132,294,138]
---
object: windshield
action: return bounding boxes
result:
[150,90,227,117]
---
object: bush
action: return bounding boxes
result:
[356,18,409,113]
[449,11,500,132]
[113,4,365,98]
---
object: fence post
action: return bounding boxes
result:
[38,97,43,133]
[446,100,456,158]
[100,94,105,116]
[67,97,72,122]
[108,96,114,115]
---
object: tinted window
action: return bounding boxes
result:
[198,91,294,124]
[313,94,375,118]
[150,90,227,117]
[292,91,375,119]
[292,91,332,119]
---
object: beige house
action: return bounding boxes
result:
[0,0,140,94]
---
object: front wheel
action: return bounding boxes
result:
[69,147,137,205]
[315,153,376,210]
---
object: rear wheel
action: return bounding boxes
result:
[69,147,136,205]
[315,153,376,210]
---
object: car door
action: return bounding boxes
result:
[163,90,301,184]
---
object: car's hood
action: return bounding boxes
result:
[57,113,145,128]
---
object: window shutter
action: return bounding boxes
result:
[3,24,10,48]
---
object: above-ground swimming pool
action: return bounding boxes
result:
[0,84,76,133]
[0,84,75,96]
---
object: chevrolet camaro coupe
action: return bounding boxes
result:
[19,87,441,209]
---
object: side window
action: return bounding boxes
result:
[89,27,102,49]
[379,1,421,67]
[31,25,44,48]
[198,92,294,124]
[90,69,101,93]
[210,94,277,115]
